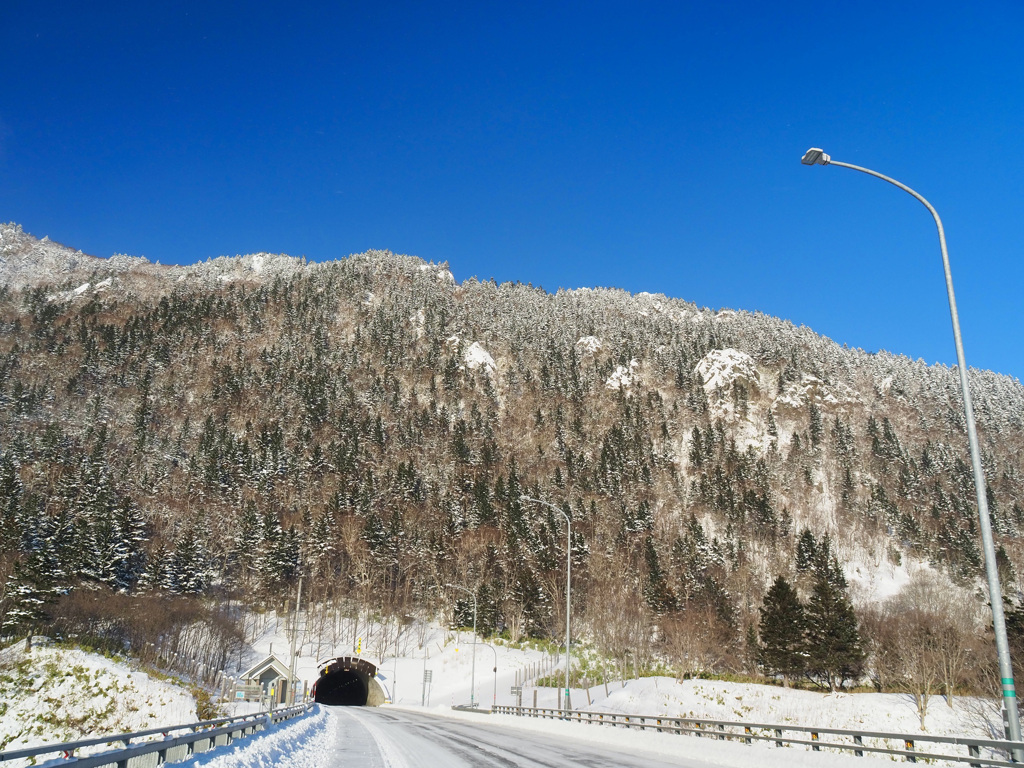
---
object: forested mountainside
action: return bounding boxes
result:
[2,221,1023,685]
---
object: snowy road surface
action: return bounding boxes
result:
[327,706,717,767]
[180,705,901,768]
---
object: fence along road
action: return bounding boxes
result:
[492,705,1024,767]
[0,703,312,768]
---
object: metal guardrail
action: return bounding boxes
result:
[492,705,1024,767]
[0,702,314,768]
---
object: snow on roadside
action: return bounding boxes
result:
[175,706,329,768]
[580,676,999,739]
[0,641,196,754]
[428,705,905,768]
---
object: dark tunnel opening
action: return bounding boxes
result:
[314,669,369,706]
[313,658,381,706]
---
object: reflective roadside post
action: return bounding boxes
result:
[520,495,572,712]
[801,148,1022,750]
[445,582,478,708]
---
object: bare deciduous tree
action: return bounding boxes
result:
[873,570,982,729]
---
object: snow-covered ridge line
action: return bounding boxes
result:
[0,224,462,295]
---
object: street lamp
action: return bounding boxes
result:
[445,583,478,708]
[288,575,303,705]
[482,643,499,708]
[801,148,1022,747]
[520,495,572,712]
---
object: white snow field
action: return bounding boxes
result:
[0,641,197,764]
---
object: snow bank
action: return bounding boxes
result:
[0,642,196,753]
[175,707,329,768]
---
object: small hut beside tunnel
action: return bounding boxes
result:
[238,654,293,704]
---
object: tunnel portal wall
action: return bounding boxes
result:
[314,656,385,706]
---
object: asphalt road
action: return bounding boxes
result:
[323,706,723,768]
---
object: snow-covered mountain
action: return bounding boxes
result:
[1,222,1022,691]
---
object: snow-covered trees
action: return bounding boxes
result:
[0,226,1022,690]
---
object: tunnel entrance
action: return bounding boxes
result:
[313,657,385,706]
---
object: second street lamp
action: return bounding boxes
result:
[520,495,572,712]
[801,147,1022,748]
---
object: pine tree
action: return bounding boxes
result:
[163,527,211,594]
[643,536,676,613]
[795,528,817,572]
[804,567,865,690]
[0,452,23,551]
[1,552,54,635]
[758,575,806,686]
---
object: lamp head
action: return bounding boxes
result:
[801,147,830,166]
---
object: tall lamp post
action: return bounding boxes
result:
[520,495,572,712]
[288,575,303,704]
[445,583,478,708]
[801,148,1022,746]
[482,643,499,708]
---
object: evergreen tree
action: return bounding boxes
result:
[0,452,23,551]
[804,568,865,690]
[809,401,823,447]
[758,575,806,686]
[795,528,817,572]
[163,527,212,594]
[643,536,676,613]
[1,552,54,635]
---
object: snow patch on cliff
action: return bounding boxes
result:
[774,373,862,416]
[576,336,602,355]
[696,349,760,394]
[606,360,640,391]
[464,342,495,374]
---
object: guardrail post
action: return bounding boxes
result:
[775,728,783,747]
[812,731,819,751]
[853,734,863,757]
[718,723,726,741]
[968,744,980,767]
[744,726,751,745]
[905,739,916,764]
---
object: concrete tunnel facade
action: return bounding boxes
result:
[313,657,387,706]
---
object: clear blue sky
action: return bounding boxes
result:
[2,1,1022,380]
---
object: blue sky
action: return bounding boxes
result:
[2,1,1022,380]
